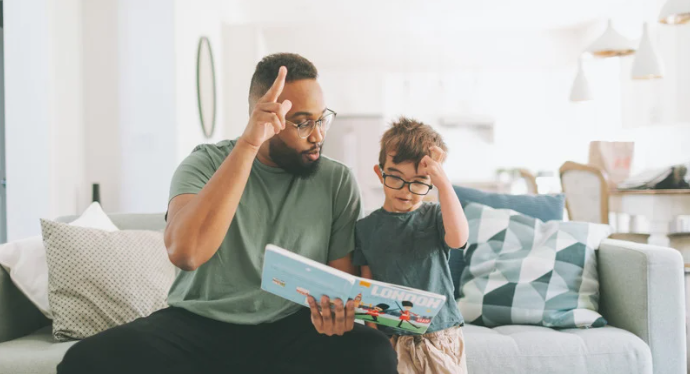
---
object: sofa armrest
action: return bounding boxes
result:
[598,238,687,374]
[0,266,50,343]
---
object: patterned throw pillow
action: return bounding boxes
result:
[457,203,610,328]
[41,219,175,341]
[449,186,566,299]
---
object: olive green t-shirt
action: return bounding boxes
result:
[166,139,362,324]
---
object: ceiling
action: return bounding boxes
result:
[235,0,635,30]
[224,0,648,70]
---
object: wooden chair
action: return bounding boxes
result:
[559,161,656,244]
[559,161,610,224]
[517,169,539,195]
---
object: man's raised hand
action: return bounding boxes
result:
[240,66,293,148]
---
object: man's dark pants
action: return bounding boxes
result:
[57,307,398,374]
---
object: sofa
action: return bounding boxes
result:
[0,213,686,374]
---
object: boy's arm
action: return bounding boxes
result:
[328,254,356,275]
[419,146,469,249]
[360,266,379,330]
[360,265,373,279]
[437,181,469,249]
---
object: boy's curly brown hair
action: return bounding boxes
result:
[378,117,447,170]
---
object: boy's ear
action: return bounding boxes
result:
[374,164,384,184]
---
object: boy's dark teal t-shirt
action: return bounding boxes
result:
[353,202,465,336]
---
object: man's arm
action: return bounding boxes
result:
[165,140,259,271]
[164,67,292,271]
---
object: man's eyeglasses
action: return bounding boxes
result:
[286,109,337,139]
[381,171,433,196]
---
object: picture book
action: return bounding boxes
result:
[261,244,446,334]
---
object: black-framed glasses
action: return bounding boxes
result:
[286,108,337,139]
[381,171,433,196]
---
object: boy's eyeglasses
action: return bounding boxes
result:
[286,109,337,139]
[381,171,433,196]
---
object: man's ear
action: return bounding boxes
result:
[248,96,258,116]
[374,164,384,184]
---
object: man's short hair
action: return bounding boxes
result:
[249,53,318,101]
[378,117,448,170]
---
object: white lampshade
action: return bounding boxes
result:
[586,19,636,58]
[632,23,664,79]
[570,59,592,102]
[659,0,690,24]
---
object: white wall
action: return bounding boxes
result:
[222,24,267,140]
[52,0,86,216]
[117,0,177,214]
[82,0,231,215]
[82,0,121,213]
[4,0,52,241]
[4,0,234,239]
[4,0,86,241]
[174,0,226,160]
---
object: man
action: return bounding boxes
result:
[57,53,397,373]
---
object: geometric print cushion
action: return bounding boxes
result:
[41,219,176,341]
[457,203,610,329]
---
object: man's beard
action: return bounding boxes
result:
[268,137,322,179]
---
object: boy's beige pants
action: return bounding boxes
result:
[390,326,467,374]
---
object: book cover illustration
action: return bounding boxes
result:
[261,245,446,334]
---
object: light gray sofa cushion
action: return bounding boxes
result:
[0,323,654,374]
[465,324,652,374]
[0,326,76,374]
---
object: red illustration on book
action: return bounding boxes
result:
[397,301,421,329]
[355,303,390,322]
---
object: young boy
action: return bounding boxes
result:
[354,117,469,374]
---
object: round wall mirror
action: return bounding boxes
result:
[196,36,216,139]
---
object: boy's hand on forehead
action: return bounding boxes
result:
[429,146,446,163]
[239,66,293,149]
[419,146,449,187]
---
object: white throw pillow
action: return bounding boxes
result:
[0,202,118,319]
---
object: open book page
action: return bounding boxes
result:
[261,245,356,308]
[350,278,446,334]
